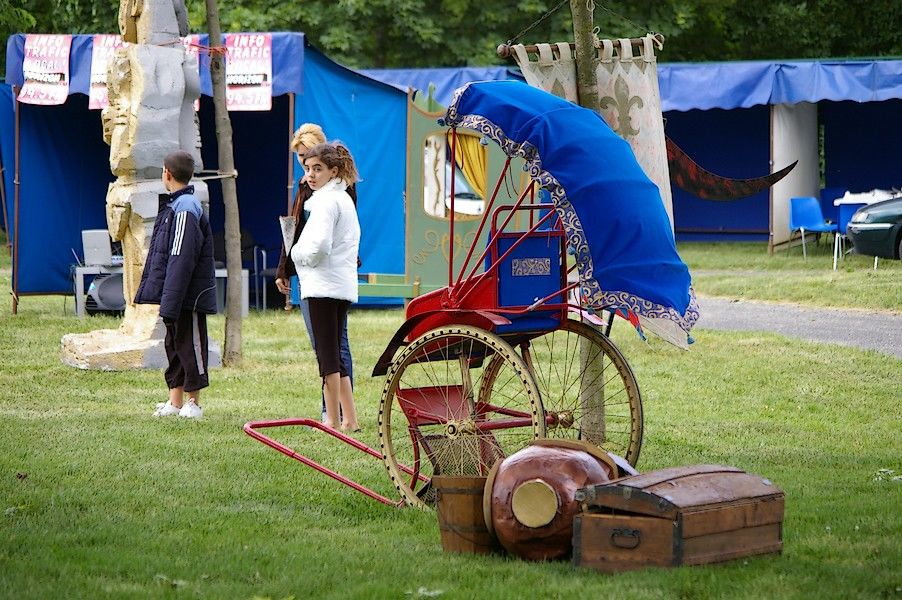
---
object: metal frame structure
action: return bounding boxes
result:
[245,125,643,508]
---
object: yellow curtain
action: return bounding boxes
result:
[450,133,488,199]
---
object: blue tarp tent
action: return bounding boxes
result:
[660,60,902,242]
[364,58,902,242]
[3,32,405,304]
[5,41,902,306]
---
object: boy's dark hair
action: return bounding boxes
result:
[164,150,195,184]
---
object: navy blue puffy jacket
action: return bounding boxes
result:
[135,186,217,319]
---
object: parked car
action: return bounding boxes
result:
[847,195,902,259]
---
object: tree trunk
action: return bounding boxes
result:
[205,0,242,365]
[569,0,599,111]
[570,0,604,440]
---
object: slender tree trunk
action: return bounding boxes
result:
[570,0,605,441]
[205,0,242,365]
[570,0,599,111]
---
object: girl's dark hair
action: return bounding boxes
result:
[163,150,195,184]
[303,142,359,185]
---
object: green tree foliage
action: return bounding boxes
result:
[5,0,902,71]
[720,0,902,60]
[1,0,118,72]
[192,0,577,68]
[1,0,36,72]
[14,0,118,34]
[193,0,902,66]
[0,0,35,31]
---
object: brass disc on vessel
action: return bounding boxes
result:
[511,479,559,528]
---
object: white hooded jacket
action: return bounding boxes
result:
[290,178,360,302]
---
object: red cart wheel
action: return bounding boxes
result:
[481,319,643,466]
[378,326,542,509]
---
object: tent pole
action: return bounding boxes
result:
[0,153,8,251]
[287,92,295,213]
[12,89,20,314]
[768,104,775,255]
[0,106,8,247]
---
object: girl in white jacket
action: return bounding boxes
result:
[291,143,361,432]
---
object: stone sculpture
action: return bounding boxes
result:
[61,0,219,370]
[120,0,189,45]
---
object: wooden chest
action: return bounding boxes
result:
[572,465,784,573]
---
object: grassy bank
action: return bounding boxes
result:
[2,251,900,597]
[679,242,901,312]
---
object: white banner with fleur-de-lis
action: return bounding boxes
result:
[512,42,578,103]
[596,37,672,225]
[511,35,673,226]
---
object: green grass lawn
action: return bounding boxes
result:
[679,241,901,312]
[1,242,900,599]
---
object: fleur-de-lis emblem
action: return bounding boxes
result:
[550,79,567,99]
[599,75,643,138]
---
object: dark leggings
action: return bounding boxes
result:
[306,297,351,378]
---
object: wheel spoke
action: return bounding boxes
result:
[379,321,642,509]
[521,319,643,465]
[380,327,542,508]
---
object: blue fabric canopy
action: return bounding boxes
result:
[363,58,902,111]
[5,32,304,98]
[659,59,902,111]
[444,80,698,345]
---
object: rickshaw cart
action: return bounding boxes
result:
[245,81,698,509]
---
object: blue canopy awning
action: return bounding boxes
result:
[363,58,902,111]
[5,32,304,98]
[659,59,902,111]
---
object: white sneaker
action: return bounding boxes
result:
[179,400,203,419]
[153,401,181,417]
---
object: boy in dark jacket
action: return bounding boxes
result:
[135,150,217,419]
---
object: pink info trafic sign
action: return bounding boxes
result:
[18,34,72,105]
[89,34,127,110]
[225,33,272,111]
